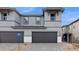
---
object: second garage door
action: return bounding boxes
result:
[32,32,57,43]
[0,31,24,43]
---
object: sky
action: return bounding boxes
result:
[16,7,79,25]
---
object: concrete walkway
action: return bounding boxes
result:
[0,43,65,51]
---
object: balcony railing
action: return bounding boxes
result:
[51,17,55,21]
[1,16,7,21]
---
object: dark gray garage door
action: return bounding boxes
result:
[32,32,57,43]
[0,31,24,43]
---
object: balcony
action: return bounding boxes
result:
[62,27,70,34]
[44,21,61,27]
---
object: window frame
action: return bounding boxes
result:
[50,14,55,21]
[36,17,41,25]
[23,17,29,24]
[1,13,7,21]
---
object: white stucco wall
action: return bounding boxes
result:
[57,36,62,43]
[24,36,32,42]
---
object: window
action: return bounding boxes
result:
[2,13,7,21]
[23,17,29,24]
[50,14,55,21]
[36,17,41,24]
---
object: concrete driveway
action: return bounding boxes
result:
[23,43,64,51]
[0,43,65,51]
[0,43,20,51]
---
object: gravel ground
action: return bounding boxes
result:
[64,43,79,51]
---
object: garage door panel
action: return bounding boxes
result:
[32,32,57,43]
[0,32,24,43]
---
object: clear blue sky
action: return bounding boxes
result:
[16,7,79,25]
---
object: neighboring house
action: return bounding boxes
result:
[0,7,63,43]
[62,19,79,43]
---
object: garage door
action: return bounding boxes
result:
[32,32,57,43]
[0,31,24,43]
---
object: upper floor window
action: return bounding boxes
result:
[50,14,55,21]
[23,17,29,24]
[36,17,41,24]
[2,13,7,21]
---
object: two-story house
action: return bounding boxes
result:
[0,7,63,43]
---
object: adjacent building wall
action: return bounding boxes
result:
[62,20,79,43]
[68,21,79,42]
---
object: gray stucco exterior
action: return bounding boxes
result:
[0,7,63,43]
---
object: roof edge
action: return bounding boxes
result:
[43,7,64,12]
[62,19,79,27]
